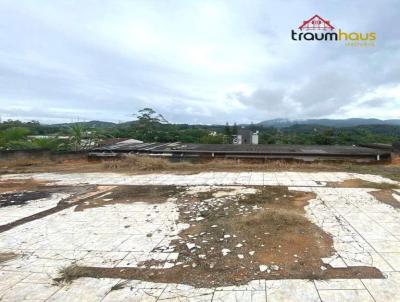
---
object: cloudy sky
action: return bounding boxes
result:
[0,0,399,124]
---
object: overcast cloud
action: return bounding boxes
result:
[0,0,399,124]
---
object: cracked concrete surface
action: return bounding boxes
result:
[0,172,400,301]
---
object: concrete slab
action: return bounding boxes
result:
[0,171,400,301]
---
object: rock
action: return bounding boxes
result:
[271,265,279,271]
[235,243,243,248]
[249,251,255,256]
[186,243,196,250]
[164,262,175,269]
[238,254,244,259]
[259,265,269,272]
[222,248,231,256]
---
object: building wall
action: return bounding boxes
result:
[251,134,259,145]
[233,132,259,144]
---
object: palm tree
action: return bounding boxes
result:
[70,123,85,151]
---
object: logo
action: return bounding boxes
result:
[299,15,334,31]
[291,14,376,47]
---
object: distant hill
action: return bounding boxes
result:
[258,118,400,128]
[47,118,400,129]
[49,120,117,128]
[283,124,400,136]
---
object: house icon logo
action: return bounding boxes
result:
[291,14,376,46]
[298,15,335,31]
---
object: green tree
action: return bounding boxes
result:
[132,108,169,142]
[70,124,84,151]
[1,127,30,142]
[224,122,231,136]
[199,133,224,144]
[69,124,102,151]
[135,108,168,128]
[32,137,64,151]
[232,123,238,135]
[223,122,232,143]
[314,129,334,145]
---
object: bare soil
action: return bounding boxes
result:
[0,179,52,193]
[391,155,400,165]
[55,186,383,287]
[327,179,400,189]
[56,265,381,287]
[0,158,104,174]
[74,185,184,211]
[2,156,400,182]
[0,252,17,263]
[369,190,400,209]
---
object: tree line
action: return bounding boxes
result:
[0,108,398,151]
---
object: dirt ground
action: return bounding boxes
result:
[74,186,184,211]
[55,185,383,287]
[1,168,399,300]
[1,156,400,182]
[0,179,53,193]
[0,252,17,264]
[327,179,400,189]
[1,158,395,287]
[369,190,400,209]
